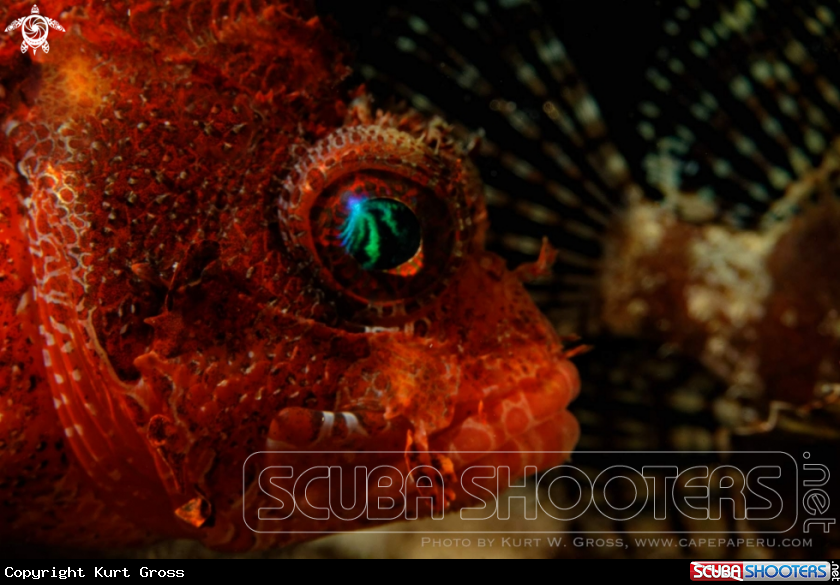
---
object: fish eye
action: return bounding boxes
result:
[339,195,421,272]
[280,124,483,325]
[310,166,455,303]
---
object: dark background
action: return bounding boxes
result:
[315,0,670,185]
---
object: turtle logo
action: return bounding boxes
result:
[4,5,65,55]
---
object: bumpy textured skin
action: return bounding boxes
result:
[0,1,580,550]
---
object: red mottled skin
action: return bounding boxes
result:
[0,1,580,550]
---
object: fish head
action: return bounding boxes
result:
[143,113,583,547]
[275,117,582,464]
[6,0,580,547]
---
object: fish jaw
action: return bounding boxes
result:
[230,251,583,548]
[319,250,583,505]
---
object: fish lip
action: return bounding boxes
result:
[427,357,581,467]
[448,408,581,468]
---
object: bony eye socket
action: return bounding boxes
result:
[280,125,481,325]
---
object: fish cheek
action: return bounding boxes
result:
[333,335,459,436]
[92,278,164,381]
[145,261,263,359]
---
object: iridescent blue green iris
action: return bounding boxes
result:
[340,196,421,271]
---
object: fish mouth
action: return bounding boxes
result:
[259,358,580,514]
[428,357,581,472]
[249,360,580,539]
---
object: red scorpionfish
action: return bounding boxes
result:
[0,0,581,550]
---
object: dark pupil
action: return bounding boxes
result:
[340,197,421,271]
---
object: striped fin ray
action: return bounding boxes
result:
[354,0,638,329]
[636,0,840,229]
